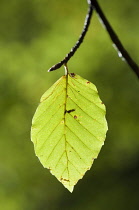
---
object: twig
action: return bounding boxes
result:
[48,0,139,78]
[91,0,139,78]
[48,1,93,72]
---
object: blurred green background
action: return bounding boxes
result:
[0,0,139,209]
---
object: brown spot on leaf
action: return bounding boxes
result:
[74,115,77,119]
[61,119,64,124]
[69,73,76,77]
[60,178,69,182]
[65,109,75,114]
[87,81,90,84]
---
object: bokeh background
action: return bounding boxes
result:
[0,0,139,209]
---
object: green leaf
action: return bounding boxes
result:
[31,73,108,192]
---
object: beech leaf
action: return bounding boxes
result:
[31,73,108,192]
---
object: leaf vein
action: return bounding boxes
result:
[66,141,87,166]
[36,105,64,139]
[68,96,103,126]
[54,150,65,169]
[45,135,64,163]
[69,76,97,93]
[66,125,93,153]
[38,121,63,151]
[69,114,102,142]
[35,89,65,121]
[68,159,83,176]
[68,84,103,112]
[41,78,63,102]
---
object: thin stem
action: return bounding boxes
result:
[48,1,93,72]
[91,0,139,78]
[64,64,69,76]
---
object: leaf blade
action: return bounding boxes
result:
[31,73,108,192]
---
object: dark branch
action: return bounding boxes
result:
[91,0,139,78]
[48,1,93,72]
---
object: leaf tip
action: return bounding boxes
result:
[65,185,74,193]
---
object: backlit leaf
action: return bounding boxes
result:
[31,73,108,192]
